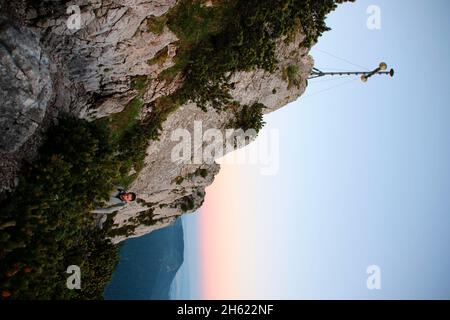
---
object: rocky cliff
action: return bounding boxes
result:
[0,0,314,243]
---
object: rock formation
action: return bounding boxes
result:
[0,0,313,243]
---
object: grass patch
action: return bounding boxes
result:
[104,97,144,144]
[130,75,150,92]
[146,15,168,36]
[284,64,301,89]
[147,46,169,66]
[112,93,185,187]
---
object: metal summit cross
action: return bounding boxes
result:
[308,62,395,82]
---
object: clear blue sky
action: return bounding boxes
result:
[173,0,450,299]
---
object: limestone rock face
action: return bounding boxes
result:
[28,0,180,118]
[0,0,314,242]
[0,0,180,191]
[0,23,52,153]
[229,32,313,113]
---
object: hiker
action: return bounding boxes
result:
[91,187,136,229]
[91,187,137,214]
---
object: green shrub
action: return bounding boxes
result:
[160,0,234,82]
[0,117,119,299]
[196,168,208,178]
[230,102,266,133]
[180,195,195,212]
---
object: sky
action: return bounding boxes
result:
[172,0,450,299]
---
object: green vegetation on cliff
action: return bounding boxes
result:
[229,102,266,133]
[166,0,354,110]
[0,118,119,299]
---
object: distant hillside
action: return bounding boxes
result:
[104,218,184,300]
